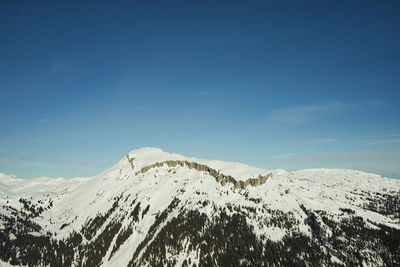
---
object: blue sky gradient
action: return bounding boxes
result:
[1,1,400,178]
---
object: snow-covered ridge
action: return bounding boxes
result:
[124,147,274,180]
[0,147,397,206]
[0,147,397,204]
[124,147,395,181]
[1,147,393,186]
[1,147,400,267]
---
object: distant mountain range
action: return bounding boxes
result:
[0,147,399,266]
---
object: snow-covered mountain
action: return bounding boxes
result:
[0,147,399,267]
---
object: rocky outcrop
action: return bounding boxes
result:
[138,160,272,189]
[126,155,135,170]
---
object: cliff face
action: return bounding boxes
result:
[138,160,272,189]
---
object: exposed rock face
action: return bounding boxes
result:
[126,155,135,170]
[139,160,272,189]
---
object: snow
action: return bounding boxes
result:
[0,260,26,267]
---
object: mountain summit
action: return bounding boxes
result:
[1,148,399,266]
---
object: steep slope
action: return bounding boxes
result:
[0,148,399,266]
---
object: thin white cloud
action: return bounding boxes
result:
[360,100,386,107]
[265,101,356,124]
[364,140,400,146]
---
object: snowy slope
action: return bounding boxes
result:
[0,147,399,267]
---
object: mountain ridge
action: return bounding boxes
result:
[1,147,392,182]
[1,148,399,266]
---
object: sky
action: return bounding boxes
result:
[1,1,399,179]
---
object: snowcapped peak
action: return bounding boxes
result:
[127,147,165,155]
[120,147,272,182]
[124,147,185,169]
[126,147,181,162]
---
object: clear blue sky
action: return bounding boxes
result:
[1,1,399,179]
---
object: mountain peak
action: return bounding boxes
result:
[127,147,166,155]
[126,147,183,162]
[122,147,272,182]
